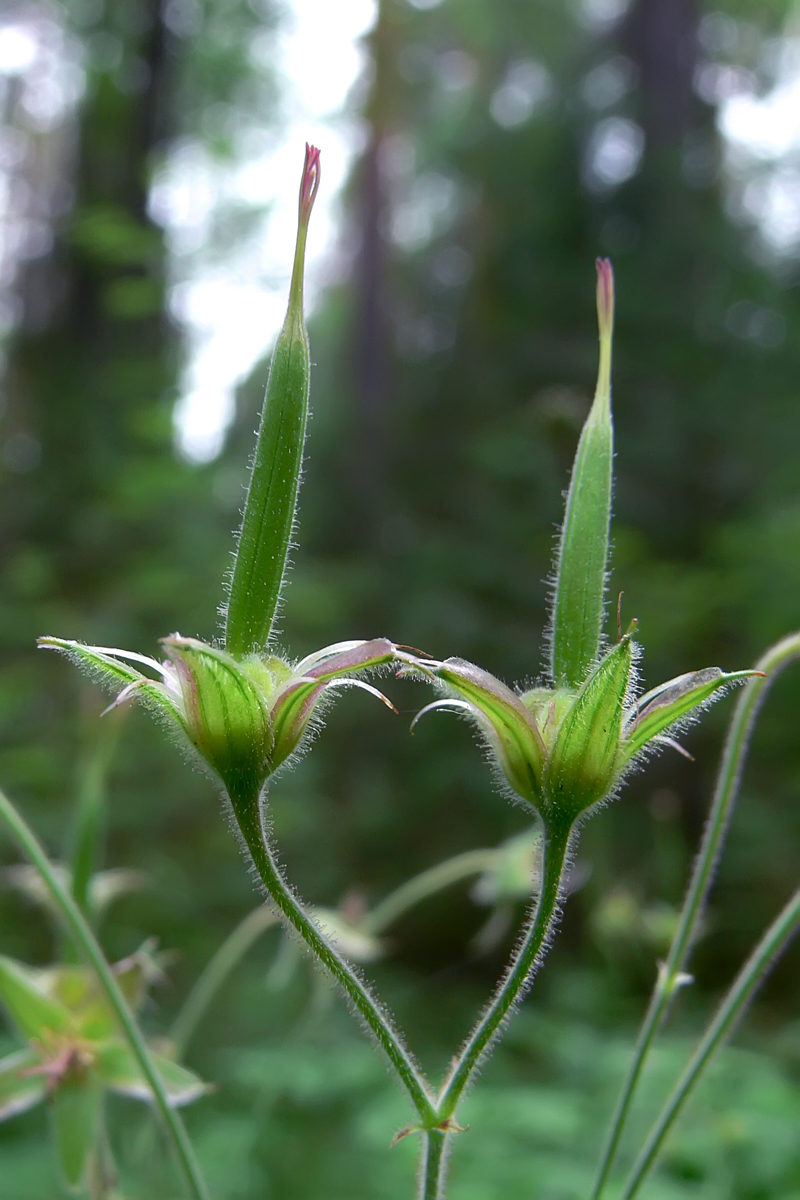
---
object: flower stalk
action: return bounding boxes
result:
[620,885,800,1200]
[590,631,800,1199]
[233,784,437,1127]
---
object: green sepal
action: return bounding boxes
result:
[545,629,634,819]
[37,638,186,729]
[0,1049,48,1120]
[520,687,577,750]
[619,667,759,767]
[0,956,72,1040]
[51,1075,102,1191]
[6,863,143,923]
[224,145,320,657]
[32,965,116,1041]
[32,950,155,1041]
[94,1040,210,1107]
[163,637,272,806]
[550,258,615,688]
[38,637,142,690]
[111,946,159,1013]
[434,659,546,805]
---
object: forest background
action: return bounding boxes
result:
[1,0,800,1196]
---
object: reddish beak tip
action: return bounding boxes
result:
[300,143,322,218]
[595,256,615,334]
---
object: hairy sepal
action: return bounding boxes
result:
[544,630,634,820]
[433,659,546,806]
[620,667,759,767]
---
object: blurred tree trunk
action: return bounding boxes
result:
[351,0,397,520]
[2,0,177,631]
[623,0,698,145]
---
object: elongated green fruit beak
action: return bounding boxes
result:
[224,143,321,657]
[550,257,615,689]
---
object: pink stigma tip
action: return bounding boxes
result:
[300,143,321,219]
[595,256,614,333]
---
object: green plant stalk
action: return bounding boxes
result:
[420,1129,448,1200]
[590,630,800,1200]
[170,905,279,1057]
[0,788,211,1200]
[620,886,800,1200]
[437,818,574,1121]
[233,786,437,1126]
[364,849,501,935]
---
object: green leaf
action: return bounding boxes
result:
[224,145,320,657]
[95,1040,210,1107]
[51,1075,102,1191]
[550,259,615,689]
[0,1048,48,1120]
[0,956,72,1040]
[545,629,633,819]
[619,667,758,766]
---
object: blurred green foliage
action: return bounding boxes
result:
[0,0,799,1193]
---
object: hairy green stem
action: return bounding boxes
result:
[234,788,437,1126]
[437,820,573,1121]
[0,788,211,1200]
[420,1129,448,1200]
[620,887,800,1200]
[170,905,279,1057]
[364,849,500,936]
[590,631,800,1199]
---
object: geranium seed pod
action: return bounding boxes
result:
[550,258,614,689]
[224,144,321,657]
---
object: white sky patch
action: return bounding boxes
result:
[719,71,800,161]
[157,0,377,463]
[716,35,800,253]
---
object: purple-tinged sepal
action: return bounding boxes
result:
[407,655,546,810]
[267,639,395,772]
[619,666,760,768]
